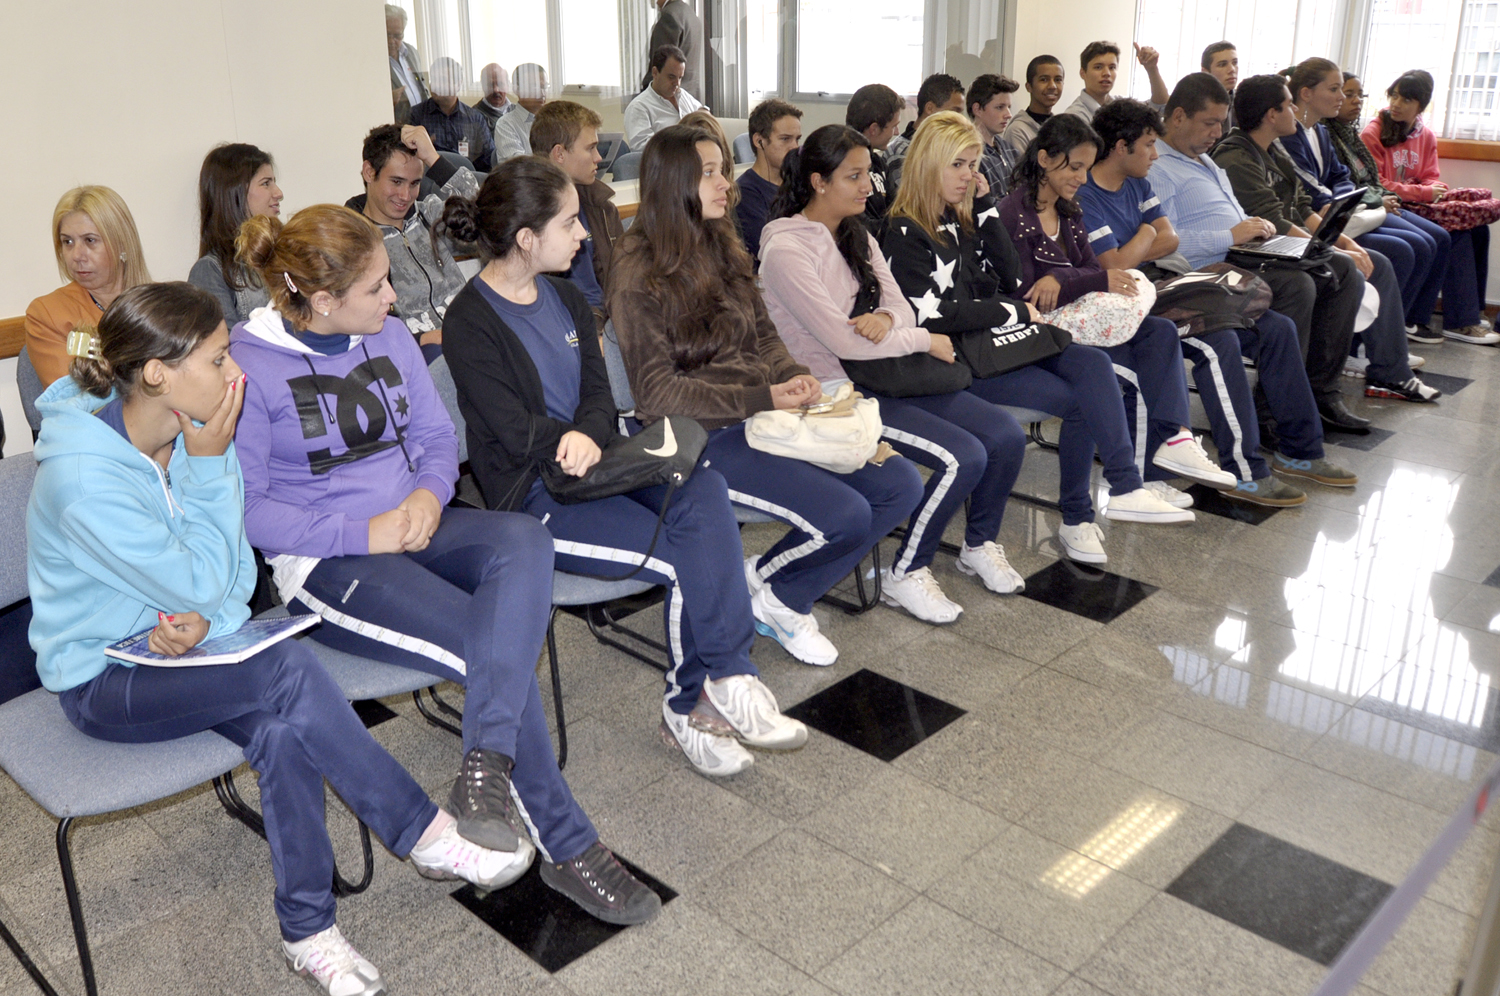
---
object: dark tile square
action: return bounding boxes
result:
[1352,662,1500,752]
[1183,484,1281,525]
[1326,426,1396,453]
[783,668,966,762]
[1482,563,1500,589]
[1166,822,1392,965]
[351,699,398,728]
[1415,371,1473,396]
[451,854,677,972]
[1019,559,1158,623]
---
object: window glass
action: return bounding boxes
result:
[795,0,923,96]
[560,0,622,88]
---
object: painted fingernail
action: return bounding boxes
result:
[167,615,175,622]
[172,410,181,417]
[158,612,165,622]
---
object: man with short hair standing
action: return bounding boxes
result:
[473,63,516,129]
[641,0,704,102]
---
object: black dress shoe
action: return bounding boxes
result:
[1318,397,1372,434]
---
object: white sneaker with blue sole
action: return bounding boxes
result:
[749,584,838,666]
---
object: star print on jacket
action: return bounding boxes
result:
[909,288,944,323]
[881,193,1030,337]
[930,256,957,292]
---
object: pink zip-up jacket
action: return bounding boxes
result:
[1360,116,1442,203]
[759,213,931,385]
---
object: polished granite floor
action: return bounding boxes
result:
[5,336,1500,996]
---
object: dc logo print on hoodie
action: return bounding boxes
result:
[288,355,409,474]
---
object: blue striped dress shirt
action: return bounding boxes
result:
[1147,144,1250,270]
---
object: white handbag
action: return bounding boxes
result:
[1343,205,1388,239]
[743,383,883,474]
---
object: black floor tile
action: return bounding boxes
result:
[451,855,677,973]
[351,699,398,728]
[784,668,965,762]
[1481,563,1500,589]
[1326,426,1396,452]
[1019,559,1158,623]
[1353,663,1500,752]
[1166,823,1392,965]
[1183,484,1281,525]
[1416,371,1474,395]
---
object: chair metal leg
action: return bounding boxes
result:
[412,687,463,738]
[818,544,883,615]
[584,603,670,673]
[214,771,374,896]
[0,912,58,996]
[545,608,569,771]
[56,818,98,996]
[1008,422,1064,512]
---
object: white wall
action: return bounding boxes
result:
[2,0,392,320]
[0,0,395,457]
[1006,0,1140,110]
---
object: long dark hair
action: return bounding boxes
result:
[72,282,224,400]
[769,125,879,311]
[198,144,274,291]
[1016,114,1101,215]
[610,125,760,372]
[435,157,572,261]
[1378,70,1434,147]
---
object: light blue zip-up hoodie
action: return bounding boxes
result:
[26,376,255,693]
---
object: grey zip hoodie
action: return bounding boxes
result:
[345,157,479,336]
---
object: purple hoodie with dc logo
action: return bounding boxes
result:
[229,308,458,575]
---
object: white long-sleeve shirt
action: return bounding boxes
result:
[623,87,703,151]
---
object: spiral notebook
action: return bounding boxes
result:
[105,615,319,667]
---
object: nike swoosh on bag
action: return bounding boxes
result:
[643,417,678,458]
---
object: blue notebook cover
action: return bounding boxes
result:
[105,615,319,667]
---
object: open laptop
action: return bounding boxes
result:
[1229,187,1365,261]
[594,132,627,176]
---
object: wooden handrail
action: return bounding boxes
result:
[1437,138,1500,163]
[618,201,638,220]
[0,317,23,361]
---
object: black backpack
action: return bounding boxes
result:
[1146,263,1274,337]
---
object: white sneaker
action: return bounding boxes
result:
[750,585,838,666]
[743,556,764,596]
[409,818,534,889]
[1408,353,1426,369]
[1343,354,1369,378]
[703,674,808,750]
[1151,433,1236,488]
[955,541,1026,593]
[1443,326,1500,345]
[879,566,963,623]
[1143,480,1195,509]
[661,701,754,776]
[1057,522,1107,563]
[1104,488,1197,524]
[284,925,385,996]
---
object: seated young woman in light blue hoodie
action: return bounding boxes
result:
[27,282,528,996]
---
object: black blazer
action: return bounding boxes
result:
[442,275,618,511]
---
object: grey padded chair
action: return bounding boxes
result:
[434,340,661,769]
[17,345,43,437]
[732,132,754,165]
[611,151,644,181]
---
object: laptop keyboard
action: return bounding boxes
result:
[1251,235,1307,255]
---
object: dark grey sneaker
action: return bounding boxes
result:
[539,842,662,925]
[1230,476,1306,507]
[446,748,526,853]
[1272,453,1358,488]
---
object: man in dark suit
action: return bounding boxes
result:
[640,0,703,102]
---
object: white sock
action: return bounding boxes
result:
[414,808,454,850]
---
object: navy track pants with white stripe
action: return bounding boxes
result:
[876,391,1027,576]
[705,424,925,615]
[523,470,759,715]
[289,508,597,865]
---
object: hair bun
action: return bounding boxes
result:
[235,213,284,272]
[437,196,482,246]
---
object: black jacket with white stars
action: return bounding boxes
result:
[882,194,1032,336]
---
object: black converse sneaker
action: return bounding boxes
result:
[446,747,527,852]
[539,841,662,925]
